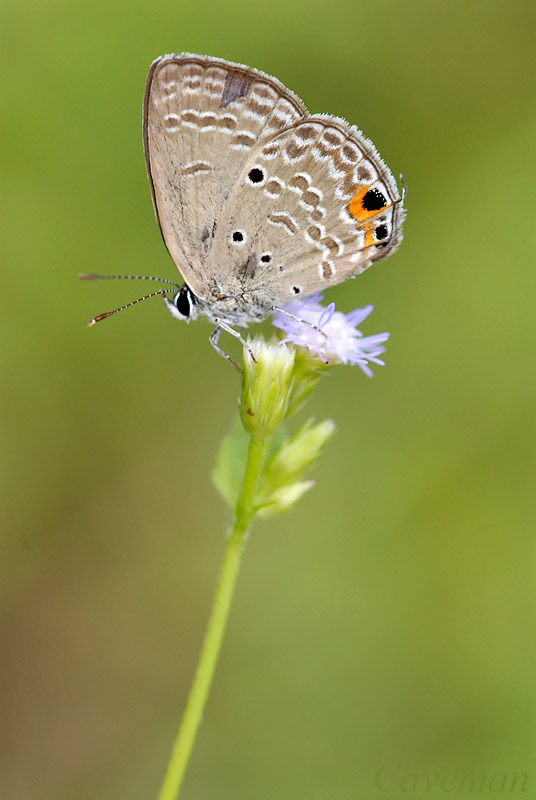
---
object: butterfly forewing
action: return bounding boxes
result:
[143,54,307,299]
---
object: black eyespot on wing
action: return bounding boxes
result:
[248,167,265,184]
[260,253,271,263]
[293,286,300,294]
[232,230,244,242]
[362,188,387,211]
[375,224,388,240]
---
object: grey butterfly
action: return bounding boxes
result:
[84,54,405,360]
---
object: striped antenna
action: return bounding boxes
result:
[78,272,180,288]
[78,272,180,326]
[87,289,177,326]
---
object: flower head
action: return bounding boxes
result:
[272,294,389,376]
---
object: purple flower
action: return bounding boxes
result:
[272,294,389,377]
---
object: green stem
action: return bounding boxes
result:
[156,434,269,800]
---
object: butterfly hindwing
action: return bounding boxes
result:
[207,115,404,309]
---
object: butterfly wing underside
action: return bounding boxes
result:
[209,115,405,308]
[143,54,307,298]
[144,53,404,312]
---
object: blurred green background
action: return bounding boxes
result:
[2,1,535,798]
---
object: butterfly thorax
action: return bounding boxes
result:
[190,284,273,327]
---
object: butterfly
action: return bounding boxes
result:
[82,53,405,365]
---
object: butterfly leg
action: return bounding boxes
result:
[209,324,257,372]
[271,307,328,338]
[209,326,242,372]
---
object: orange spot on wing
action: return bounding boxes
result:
[363,222,376,249]
[348,183,388,224]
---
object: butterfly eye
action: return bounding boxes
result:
[174,288,192,317]
[247,166,265,185]
[231,230,246,244]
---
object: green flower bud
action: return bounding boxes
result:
[240,338,295,438]
[257,480,316,518]
[263,419,337,489]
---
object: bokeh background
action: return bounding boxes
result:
[2,1,535,798]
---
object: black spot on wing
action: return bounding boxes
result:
[362,188,387,211]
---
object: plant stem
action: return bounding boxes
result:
[156,434,268,800]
